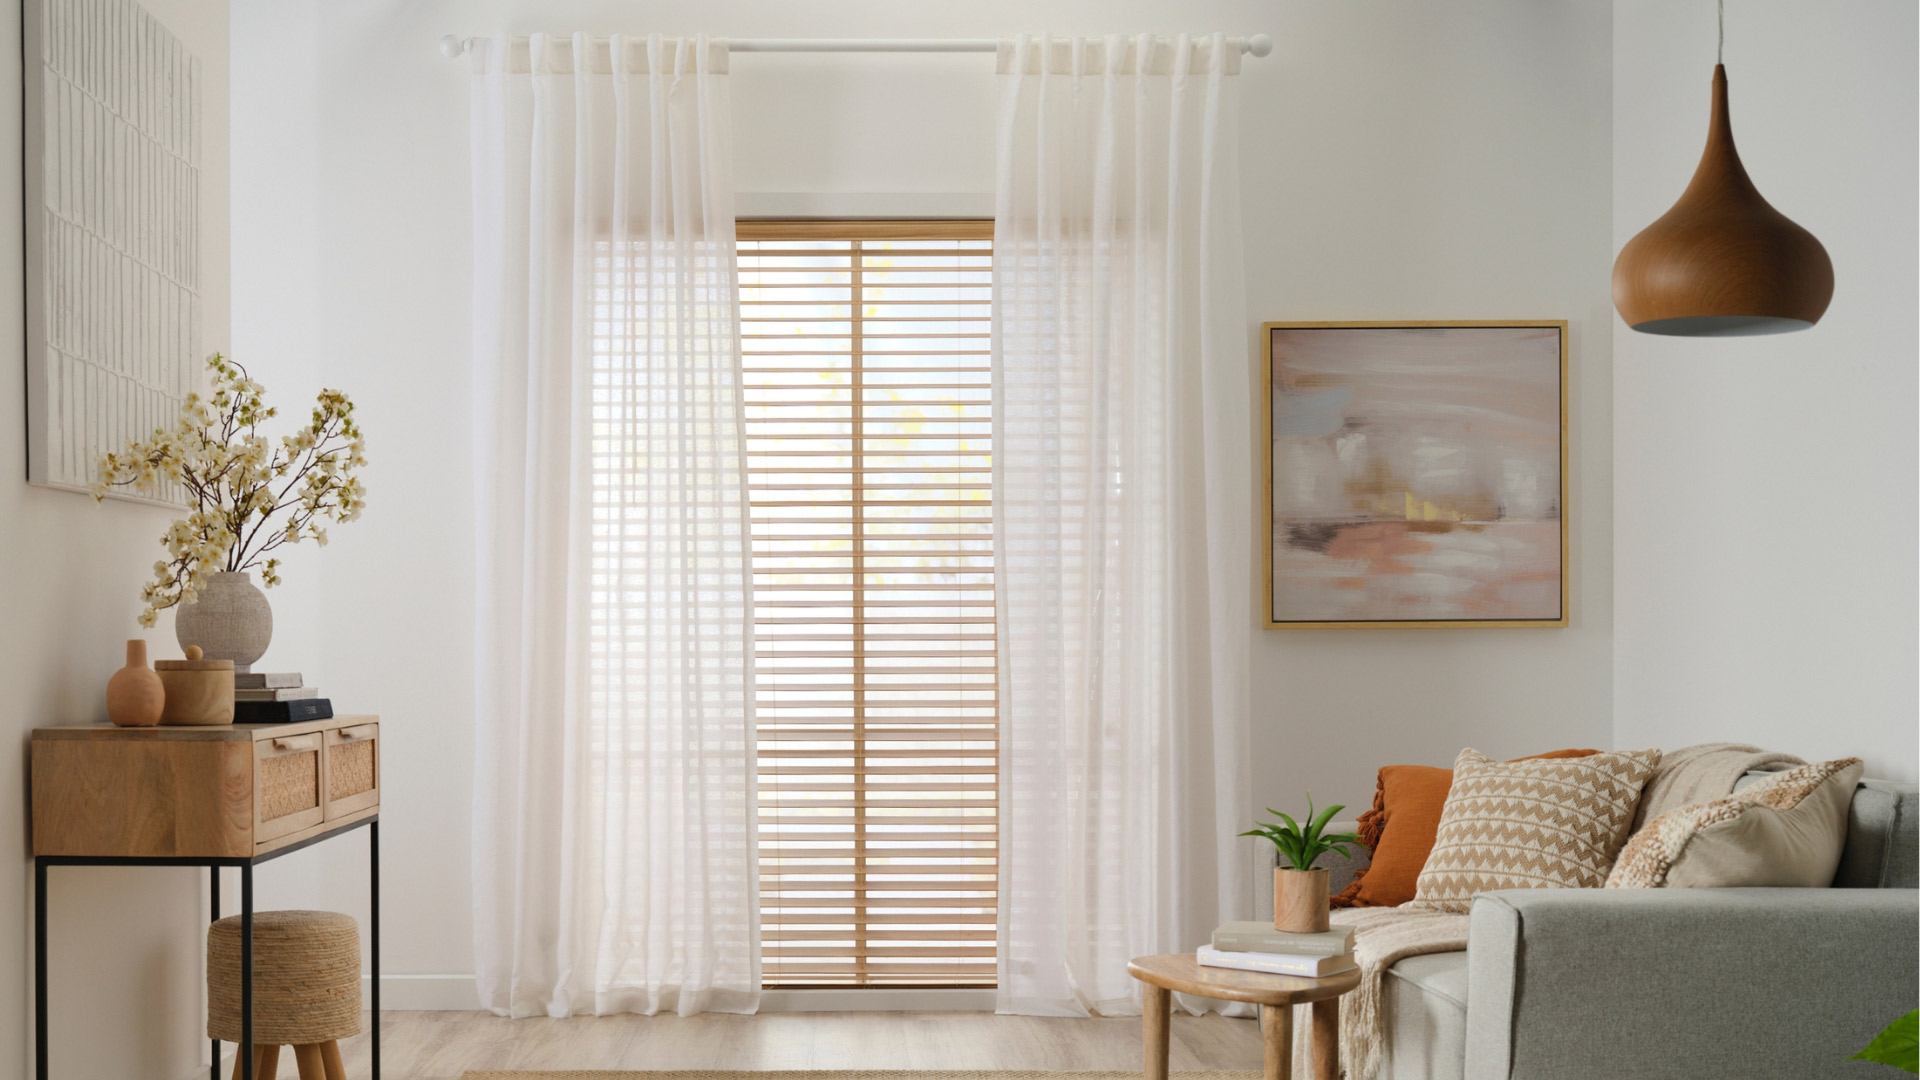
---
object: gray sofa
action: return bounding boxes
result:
[1259,775,1919,1080]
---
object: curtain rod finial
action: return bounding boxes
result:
[1246,33,1273,57]
[440,34,466,59]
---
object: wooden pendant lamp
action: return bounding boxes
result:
[1612,3,1833,336]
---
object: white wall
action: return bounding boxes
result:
[228,0,1618,1003]
[1612,0,1919,782]
[2,2,231,1076]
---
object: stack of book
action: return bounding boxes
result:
[1196,921,1356,977]
[234,672,333,724]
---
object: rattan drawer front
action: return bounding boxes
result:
[255,734,325,843]
[324,723,379,819]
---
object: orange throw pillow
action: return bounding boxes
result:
[1331,748,1602,908]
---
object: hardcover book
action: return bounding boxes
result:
[233,672,304,689]
[1196,946,1356,978]
[1209,922,1355,957]
[233,698,333,724]
[233,687,321,703]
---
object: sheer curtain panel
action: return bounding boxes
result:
[469,33,758,1018]
[993,33,1253,1017]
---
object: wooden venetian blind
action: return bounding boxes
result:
[739,221,996,988]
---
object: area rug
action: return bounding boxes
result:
[465,1072,1260,1080]
[456,1060,1251,1068]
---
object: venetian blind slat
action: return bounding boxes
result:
[741,222,996,989]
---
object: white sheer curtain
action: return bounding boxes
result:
[468,32,758,1018]
[993,32,1252,1017]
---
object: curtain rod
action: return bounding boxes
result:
[439,34,1274,60]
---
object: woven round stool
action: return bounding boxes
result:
[208,910,361,1080]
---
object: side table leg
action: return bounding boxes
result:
[242,864,254,1080]
[211,866,221,1080]
[1311,998,1339,1080]
[370,818,381,1080]
[1260,1003,1293,1080]
[35,859,48,1080]
[1142,984,1171,1080]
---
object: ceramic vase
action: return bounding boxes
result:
[174,571,273,674]
[105,639,165,727]
[1274,866,1331,933]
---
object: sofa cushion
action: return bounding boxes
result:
[1607,758,1863,889]
[1385,950,1468,1080]
[1407,748,1661,912]
[1333,749,1601,909]
[1733,772,1918,888]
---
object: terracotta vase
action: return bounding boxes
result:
[1274,867,1331,933]
[174,571,273,674]
[106,639,165,727]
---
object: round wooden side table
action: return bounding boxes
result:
[1127,953,1359,1080]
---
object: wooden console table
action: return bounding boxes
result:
[31,716,382,1080]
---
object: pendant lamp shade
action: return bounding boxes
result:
[1612,65,1833,336]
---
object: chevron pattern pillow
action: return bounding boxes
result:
[1404,746,1663,912]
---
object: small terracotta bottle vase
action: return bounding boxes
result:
[106,639,165,727]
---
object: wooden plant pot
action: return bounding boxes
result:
[1274,867,1331,933]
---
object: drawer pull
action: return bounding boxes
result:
[336,724,377,742]
[268,734,321,754]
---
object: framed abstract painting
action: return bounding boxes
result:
[1263,321,1567,628]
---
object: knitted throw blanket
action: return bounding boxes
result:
[1283,907,1469,1080]
[1630,741,1805,831]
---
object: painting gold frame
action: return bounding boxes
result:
[1261,320,1569,629]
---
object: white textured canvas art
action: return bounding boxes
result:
[24,0,201,505]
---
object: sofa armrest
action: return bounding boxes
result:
[1465,887,1920,1080]
[1250,821,1371,920]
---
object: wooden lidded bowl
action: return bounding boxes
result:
[156,645,235,726]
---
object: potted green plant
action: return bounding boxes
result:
[1242,794,1361,933]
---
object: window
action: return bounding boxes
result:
[740,221,996,988]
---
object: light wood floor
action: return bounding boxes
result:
[322,1010,1264,1079]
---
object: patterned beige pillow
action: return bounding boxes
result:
[1606,757,1863,889]
[1404,747,1662,912]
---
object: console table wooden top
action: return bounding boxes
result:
[31,714,381,859]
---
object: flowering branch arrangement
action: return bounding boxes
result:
[95,354,367,627]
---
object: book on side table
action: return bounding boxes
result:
[1196,946,1357,978]
[1197,921,1356,978]
[1210,921,1354,956]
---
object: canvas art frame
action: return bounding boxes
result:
[1263,320,1568,629]
[23,0,202,507]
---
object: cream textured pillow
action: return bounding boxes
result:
[1404,747,1662,912]
[1606,757,1863,889]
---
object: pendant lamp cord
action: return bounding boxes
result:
[1717,0,1724,64]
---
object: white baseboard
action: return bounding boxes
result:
[363,975,995,1013]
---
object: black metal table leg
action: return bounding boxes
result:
[34,817,374,1079]
[371,818,381,1080]
[241,864,253,1080]
[211,866,221,1080]
[35,858,48,1080]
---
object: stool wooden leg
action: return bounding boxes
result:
[232,1046,279,1080]
[1261,1003,1293,1080]
[1142,984,1171,1080]
[291,1044,325,1080]
[1311,998,1339,1080]
[318,1041,346,1080]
